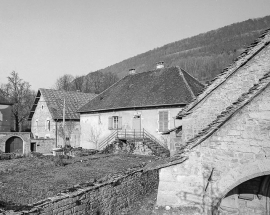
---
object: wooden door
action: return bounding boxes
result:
[132,115,141,131]
[5,136,23,154]
[31,142,36,152]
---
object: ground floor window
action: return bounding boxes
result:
[158,110,169,132]
[108,116,122,130]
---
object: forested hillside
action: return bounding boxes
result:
[67,16,270,94]
[90,16,270,84]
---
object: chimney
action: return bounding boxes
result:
[156,61,164,69]
[129,68,136,75]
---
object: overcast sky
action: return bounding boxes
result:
[0,0,270,90]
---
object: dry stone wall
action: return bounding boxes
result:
[0,168,159,215]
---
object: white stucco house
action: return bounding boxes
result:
[78,64,204,152]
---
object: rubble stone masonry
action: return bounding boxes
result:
[157,80,270,214]
[182,44,270,143]
[1,168,159,215]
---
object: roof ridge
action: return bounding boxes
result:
[179,67,205,88]
[178,27,270,118]
[175,70,270,156]
[178,69,196,99]
[39,88,95,96]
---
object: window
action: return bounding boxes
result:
[46,120,50,131]
[35,119,38,132]
[108,116,122,130]
[158,111,169,132]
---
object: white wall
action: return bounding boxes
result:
[80,107,182,150]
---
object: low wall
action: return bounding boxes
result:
[0,168,159,215]
[32,138,56,154]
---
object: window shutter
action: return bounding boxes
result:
[108,117,113,130]
[159,111,169,132]
[118,116,122,129]
[159,111,164,132]
[164,111,169,131]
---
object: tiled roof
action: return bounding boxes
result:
[28,89,96,120]
[0,90,12,105]
[78,67,204,113]
[177,28,270,118]
[177,71,270,155]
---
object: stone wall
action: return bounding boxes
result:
[157,78,270,213]
[31,94,80,148]
[181,44,270,143]
[0,132,31,154]
[33,138,56,154]
[0,168,159,215]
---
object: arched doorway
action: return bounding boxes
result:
[218,175,270,214]
[210,159,270,214]
[5,136,23,154]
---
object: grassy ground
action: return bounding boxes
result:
[0,154,157,207]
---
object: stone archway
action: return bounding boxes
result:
[211,159,270,214]
[5,136,23,153]
[0,132,30,154]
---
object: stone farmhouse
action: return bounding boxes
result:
[156,28,270,214]
[78,64,204,152]
[28,88,95,153]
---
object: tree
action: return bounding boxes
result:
[71,75,84,92]
[54,74,74,91]
[57,121,76,147]
[0,71,36,131]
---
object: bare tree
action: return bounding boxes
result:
[54,74,74,91]
[88,126,102,149]
[71,75,84,92]
[57,121,76,146]
[0,71,36,131]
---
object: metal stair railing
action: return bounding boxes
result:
[142,129,168,149]
[98,130,118,150]
[98,128,168,150]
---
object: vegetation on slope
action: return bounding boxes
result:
[89,16,270,85]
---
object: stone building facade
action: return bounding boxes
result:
[28,89,95,153]
[157,28,270,214]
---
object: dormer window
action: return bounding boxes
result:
[41,105,44,110]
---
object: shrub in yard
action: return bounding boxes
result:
[0,153,15,160]
[71,148,99,157]
[53,156,66,166]
[30,152,43,158]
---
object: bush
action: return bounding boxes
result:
[0,153,15,160]
[53,156,67,167]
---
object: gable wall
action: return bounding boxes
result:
[0,104,12,132]
[182,44,270,144]
[31,95,56,139]
[157,83,270,212]
[80,107,182,150]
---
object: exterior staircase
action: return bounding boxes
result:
[99,129,170,157]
